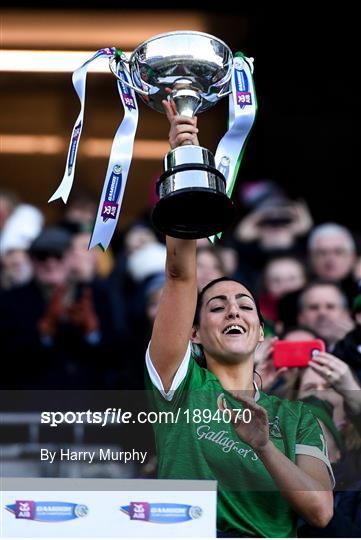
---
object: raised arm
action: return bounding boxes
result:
[149,237,197,392]
[149,100,199,392]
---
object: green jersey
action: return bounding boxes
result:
[145,344,334,538]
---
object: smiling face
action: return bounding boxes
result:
[192,280,264,364]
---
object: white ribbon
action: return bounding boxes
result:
[89,63,139,250]
[48,47,139,250]
[48,47,116,204]
[209,54,257,243]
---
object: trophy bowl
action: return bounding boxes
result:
[129,31,233,115]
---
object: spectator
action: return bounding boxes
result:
[308,223,358,304]
[263,256,307,299]
[259,255,307,323]
[0,249,33,290]
[0,226,126,389]
[59,188,98,230]
[0,203,44,290]
[126,241,166,283]
[196,245,225,291]
[297,282,354,350]
[58,189,115,278]
[68,229,101,283]
[236,197,312,251]
[296,354,361,537]
[197,237,242,286]
[255,328,320,398]
[308,223,356,282]
[231,180,313,290]
[334,290,361,382]
[113,220,163,313]
[124,221,159,256]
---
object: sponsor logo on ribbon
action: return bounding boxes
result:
[101,164,122,221]
[67,121,82,175]
[120,502,203,524]
[6,501,88,522]
[118,70,136,110]
[234,59,252,108]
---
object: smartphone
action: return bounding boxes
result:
[272,339,325,368]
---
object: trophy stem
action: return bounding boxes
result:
[170,88,201,119]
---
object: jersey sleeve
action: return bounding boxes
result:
[295,405,335,487]
[145,341,192,401]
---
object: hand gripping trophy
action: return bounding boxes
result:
[49,31,257,248]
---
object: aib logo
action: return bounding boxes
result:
[6,500,88,522]
[120,502,203,524]
[130,502,150,521]
[16,501,35,520]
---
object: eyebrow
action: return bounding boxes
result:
[206,293,255,306]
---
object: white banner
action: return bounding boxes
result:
[2,478,217,538]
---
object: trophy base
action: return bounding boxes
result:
[151,187,236,239]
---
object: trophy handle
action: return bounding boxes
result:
[109,56,150,97]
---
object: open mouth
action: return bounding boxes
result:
[222,324,246,336]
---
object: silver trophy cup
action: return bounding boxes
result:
[110,31,236,239]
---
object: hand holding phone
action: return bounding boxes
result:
[272,339,325,368]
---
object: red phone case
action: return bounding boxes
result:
[272,339,325,368]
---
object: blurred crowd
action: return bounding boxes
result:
[1,179,361,535]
